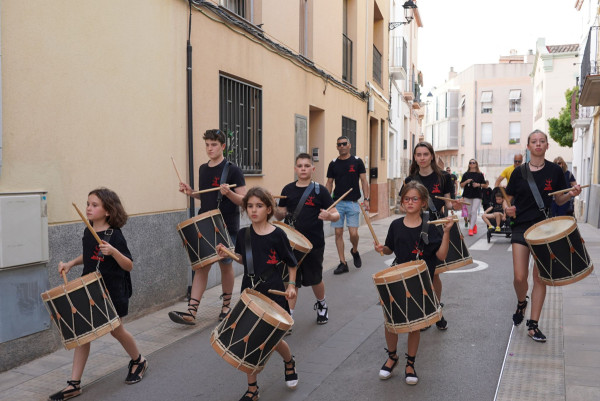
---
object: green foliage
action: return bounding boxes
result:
[547,86,578,148]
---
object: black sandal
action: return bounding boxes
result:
[526,319,547,343]
[284,357,298,389]
[435,302,448,330]
[405,354,418,385]
[219,292,232,321]
[378,348,399,380]
[125,354,148,384]
[168,297,200,325]
[48,380,81,401]
[239,382,259,401]
[512,296,529,326]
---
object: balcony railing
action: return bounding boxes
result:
[580,26,599,91]
[343,34,353,84]
[413,81,421,103]
[373,45,382,86]
[391,36,407,71]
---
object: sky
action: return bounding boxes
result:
[417,0,586,91]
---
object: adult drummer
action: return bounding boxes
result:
[170,129,247,325]
[404,142,460,330]
[504,130,581,342]
[275,153,339,325]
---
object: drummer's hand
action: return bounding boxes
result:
[363,199,370,211]
[442,219,454,233]
[318,209,331,221]
[451,200,462,211]
[216,243,228,259]
[99,240,116,256]
[505,206,516,218]
[219,184,232,196]
[285,285,297,300]
[569,185,582,198]
[179,182,192,195]
[58,261,71,274]
[374,243,385,253]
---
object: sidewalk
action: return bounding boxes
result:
[1,216,599,401]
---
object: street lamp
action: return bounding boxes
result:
[389,1,417,30]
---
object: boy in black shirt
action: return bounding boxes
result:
[276,153,340,324]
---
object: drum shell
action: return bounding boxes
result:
[177,209,234,270]
[373,261,441,333]
[210,289,293,374]
[41,272,121,350]
[435,223,473,274]
[272,221,313,283]
[525,216,594,286]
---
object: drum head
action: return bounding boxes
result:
[272,222,313,252]
[242,289,294,329]
[525,216,576,243]
[372,260,426,285]
[177,209,223,230]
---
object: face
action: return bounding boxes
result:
[468,160,477,170]
[402,189,425,213]
[294,158,315,180]
[205,139,226,160]
[86,194,108,223]
[527,133,548,156]
[446,168,451,173]
[495,196,504,204]
[513,155,523,166]
[246,196,271,223]
[414,146,433,168]
[336,139,351,156]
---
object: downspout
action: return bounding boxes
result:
[186,1,195,218]
[0,4,3,178]
[473,81,477,161]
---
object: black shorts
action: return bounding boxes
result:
[510,218,544,247]
[294,245,325,288]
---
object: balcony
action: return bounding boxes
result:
[342,34,353,84]
[579,26,600,106]
[373,45,382,86]
[390,36,407,81]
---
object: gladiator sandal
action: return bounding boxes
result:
[219,292,232,321]
[435,302,448,330]
[238,382,259,401]
[125,354,148,384]
[527,320,547,343]
[48,380,81,401]
[284,357,299,389]
[405,354,419,385]
[378,348,399,380]
[168,297,200,325]
[512,296,529,326]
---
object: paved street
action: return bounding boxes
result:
[1,215,599,401]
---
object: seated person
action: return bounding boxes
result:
[482,192,507,232]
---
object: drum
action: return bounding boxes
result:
[373,260,441,333]
[177,209,234,270]
[41,272,121,350]
[524,216,594,286]
[272,221,313,283]
[435,223,473,274]
[210,289,293,374]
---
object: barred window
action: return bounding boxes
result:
[219,74,263,174]
[342,116,357,157]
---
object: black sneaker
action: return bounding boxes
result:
[350,249,362,268]
[333,261,349,275]
[314,301,329,324]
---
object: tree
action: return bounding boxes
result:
[547,86,578,148]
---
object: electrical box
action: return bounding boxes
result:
[0,192,49,269]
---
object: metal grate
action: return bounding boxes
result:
[373,45,382,86]
[343,34,353,84]
[342,116,357,157]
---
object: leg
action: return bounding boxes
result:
[469,198,481,230]
[169,265,211,324]
[218,261,235,320]
[348,227,359,254]
[432,274,448,330]
[494,212,501,226]
[49,344,90,400]
[111,324,148,383]
[275,340,298,388]
[379,329,400,380]
[405,331,420,384]
[482,214,492,227]
[347,202,362,268]
[312,281,328,324]
[334,227,346,263]
[526,262,548,342]
[240,373,259,401]
[511,243,530,326]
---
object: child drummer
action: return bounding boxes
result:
[374,182,454,385]
[217,187,299,401]
[274,153,339,325]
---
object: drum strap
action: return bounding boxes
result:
[419,211,430,246]
[411,174,439,217]
[216,161,231,208]
[244,227,256,286]
[289,181,318,226]
[521,163,549,218]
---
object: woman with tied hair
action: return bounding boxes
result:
[551,156,577,217]
[460,159,486,236]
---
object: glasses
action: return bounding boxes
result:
[514,160,523,164]
[469,161,477,164]
[403,196,421,203]
[337,142,348,147]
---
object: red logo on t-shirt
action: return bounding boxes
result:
[305,196,315,207]
[349,165,356,173]
[432,184,441,194]
[411,241,423,257]
[544,179,553,191]
[211,176,220,187]
[91,246,104,262]
[266,249,279,265]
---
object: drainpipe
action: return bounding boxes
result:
[0,5,3,178]
[473,81,477,160]
[186,1,195,218]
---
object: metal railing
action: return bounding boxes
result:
[391,36,407,71]
[343,34,353,84]
[221,0,246,19]
[373,45,382,86]
[580,26,599,92]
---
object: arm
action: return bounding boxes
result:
[494,175,505,188]
[360,172,370,211]
[555,185,582,206]
[435,221,454,261]
[325,178,334,194]
[179,182,201,200]
[285,266,298,300]
[222,185,246,206]
[374,244,394,255]
[99,241,133,272]
[319,207,340,222]
[274,205,287,221]
[58,254,84,274]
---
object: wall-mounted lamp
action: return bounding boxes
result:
[389,1,417,30]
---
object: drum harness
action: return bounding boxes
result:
[244,227,281,290]
[285,181,319,228]
[521,163,550,219]
[391,211,430,266]
[92,229,133,298]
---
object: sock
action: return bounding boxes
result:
[289,309,294,318]
[317,298,327,314]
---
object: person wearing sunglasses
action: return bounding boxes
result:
[494,154,524,188]
[326,136,369,275]
[460,159,486,236]
[550,156,577,217]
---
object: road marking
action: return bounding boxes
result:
[470,238,493,251]
[445,259,489,273]
[507,245,513,252]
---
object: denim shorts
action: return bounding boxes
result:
[330,200,360,228]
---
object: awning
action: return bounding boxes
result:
[480,91,493,103]
[509,90,521,100]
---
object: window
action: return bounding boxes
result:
[509,122,521,144]
[221,0,247,19]
[300,0,313,58]
[373,45,382,85]
[481,123,492,144]
[342,116,357,157]
[509,90,521,112]
[219,74,263,174]
[481,91,493,114]
[342,0,352,84]
[461,125,465,146]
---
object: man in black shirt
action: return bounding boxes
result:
[169,129,247,325]
[276,153,339,324]
[446,167,458,199]
[326,136,370,275]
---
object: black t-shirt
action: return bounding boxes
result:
[492,202,504,213]
[198,159,246,232]
[384,217,442,278]
[461,171,485,199]
[449,174,458,198]
[326,156,366,201]
[279,182,334,248]
[404,171,452,217]
[481,187,493,206]
[82,228,133,302]
[505,161,567,225]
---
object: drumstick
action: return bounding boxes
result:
[191,184,237,195]
[547,184,589,197]
[61,271,68,285]
[219,246,241,263]
[326,188,353,212]
[273,195,287,199]
[171,156,184,183]
[434,196,470,206]
[428,215,459,225]
[268,289,288,297]
[72,203,103,245]
[359,202,383,256]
